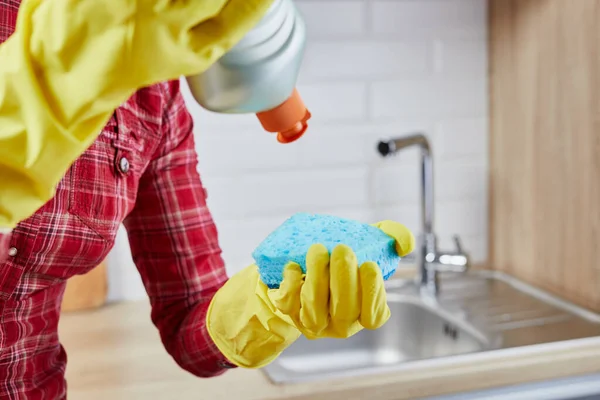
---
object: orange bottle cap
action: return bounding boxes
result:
[256,88,311,144]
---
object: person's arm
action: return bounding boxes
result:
[0,0,274,232]
[122,81,232,377]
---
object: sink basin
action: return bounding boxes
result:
[265,297,491,383]
[262,270,600,384]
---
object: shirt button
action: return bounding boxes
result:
[7,247,17,257]
[119,157,130,174]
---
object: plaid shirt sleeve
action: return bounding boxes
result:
[123,81,234,377]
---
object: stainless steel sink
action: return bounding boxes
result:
[262,269,600,384]
[270,297,491,377]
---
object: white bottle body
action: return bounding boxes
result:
[185,0,306,114]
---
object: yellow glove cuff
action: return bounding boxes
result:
[205,265,300,369]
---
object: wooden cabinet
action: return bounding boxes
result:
[489,0,600,311]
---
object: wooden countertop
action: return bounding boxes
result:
[59,299,600,400]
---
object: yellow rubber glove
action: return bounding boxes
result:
[272,220,415,339]
[205,220,415,368]
[0,0,274,231]
[206,264,302,369]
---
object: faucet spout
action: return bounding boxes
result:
[377,133,434,235]
[377,133,470,296]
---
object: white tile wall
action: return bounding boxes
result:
[107,0,489,301]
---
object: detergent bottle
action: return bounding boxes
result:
[185,0,310,144]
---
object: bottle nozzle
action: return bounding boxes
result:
[256,89,311,144]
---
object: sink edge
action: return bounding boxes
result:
[262,335,600,386]
[472,269,600,323]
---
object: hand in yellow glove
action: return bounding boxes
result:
[271,220,415,339]
[205,220,414,369]
[0,0,274,231]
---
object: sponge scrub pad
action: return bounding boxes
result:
[252,213,402,289]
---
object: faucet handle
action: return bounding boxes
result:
[431,234,470,273]
[453,235,464,254]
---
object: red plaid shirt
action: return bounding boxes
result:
[0,2,233,398]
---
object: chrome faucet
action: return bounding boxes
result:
[377,133,470,296]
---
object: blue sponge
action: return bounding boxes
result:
[252,213,401,288]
